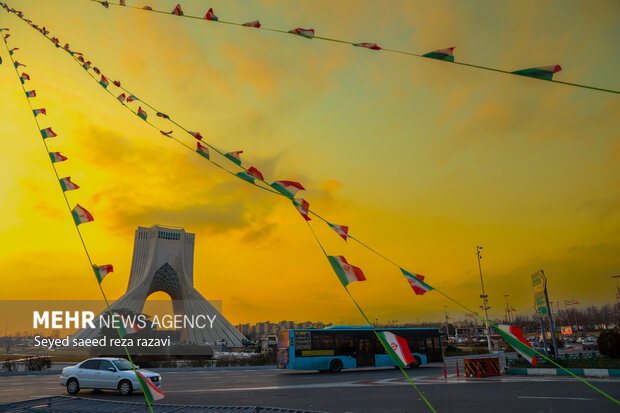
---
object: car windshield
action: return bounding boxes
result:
[112,360,134,371]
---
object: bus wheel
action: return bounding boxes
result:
[410,356,421,368]
[329,359,343,373]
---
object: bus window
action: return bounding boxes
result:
[312,333,334,350]
[336,335,355,356]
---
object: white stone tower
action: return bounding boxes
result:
[74,225,246,347]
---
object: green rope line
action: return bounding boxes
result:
[0,26,155,413]
[303,222,437,413]
[88,0,619,95]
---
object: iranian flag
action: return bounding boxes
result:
[160,130,173,138]
[189,131,203,140]
[113,80,121,87]
[327,255,366,287]
[242,20,261,28]
[353,42,381,50]
[117,93,126,103]
[289,28,315,38]
[137,107,148,121]
[71,204,94,226]
[196,142,210,159]
[248,167,264,180]
[82,61,91,70]
[236,171,256,184]
[293,198,311,221]
[117,315,143,338]
[496,324,537,365]
[327,223,349,241]
[136,371,165,401]
[33,108,46,116]
[49,152,67,163]
[377,331,415,368]
[225,151,243,165]
[25,90,36,98]
[19,73,30,84]
[59,177,79,191]
[423,47,455,62]
[99,75,109,88]
[205,8,218,21]
[172,4,183,16]
[40,127,57,139]
[93,264,113,283]
[126,95,138,102]
[271,180,305,198]
[512,65,562,80]
[401,269,433,295]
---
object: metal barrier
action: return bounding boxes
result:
[464,357,501,377]
[0,396,327,412]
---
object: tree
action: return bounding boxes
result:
[598,330,620,358]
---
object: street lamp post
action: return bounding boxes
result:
[612,275,620,304]
[504,294,511,323]
[476,246,493,353]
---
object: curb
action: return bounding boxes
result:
[506,367,620,377]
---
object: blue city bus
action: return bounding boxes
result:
[277,326,443,373]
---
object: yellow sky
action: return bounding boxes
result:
[0,0,618,328]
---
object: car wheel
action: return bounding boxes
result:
[66,378,80,395]
[118,379,133,396]
[329,359,343,373]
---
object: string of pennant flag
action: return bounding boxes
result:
[86,0,620,95]
[2,2,619,409]
[0,17,163,413]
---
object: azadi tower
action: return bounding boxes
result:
[73,225,246,347]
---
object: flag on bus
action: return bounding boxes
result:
[376,331,415,368]
[401,269,433,295]
[327,255,366,287]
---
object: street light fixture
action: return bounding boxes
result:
[504,294,511,323]
[612,275,620,304]
[476,246,493,353]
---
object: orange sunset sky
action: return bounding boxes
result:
[0,0,618,328]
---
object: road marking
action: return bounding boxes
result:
[517,396,594,401]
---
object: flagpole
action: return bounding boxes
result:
[476,246,493,353]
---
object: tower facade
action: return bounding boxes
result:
[74,225,246,347]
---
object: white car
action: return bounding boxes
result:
[59,358,161,395]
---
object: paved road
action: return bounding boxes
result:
[0,364,618,412]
